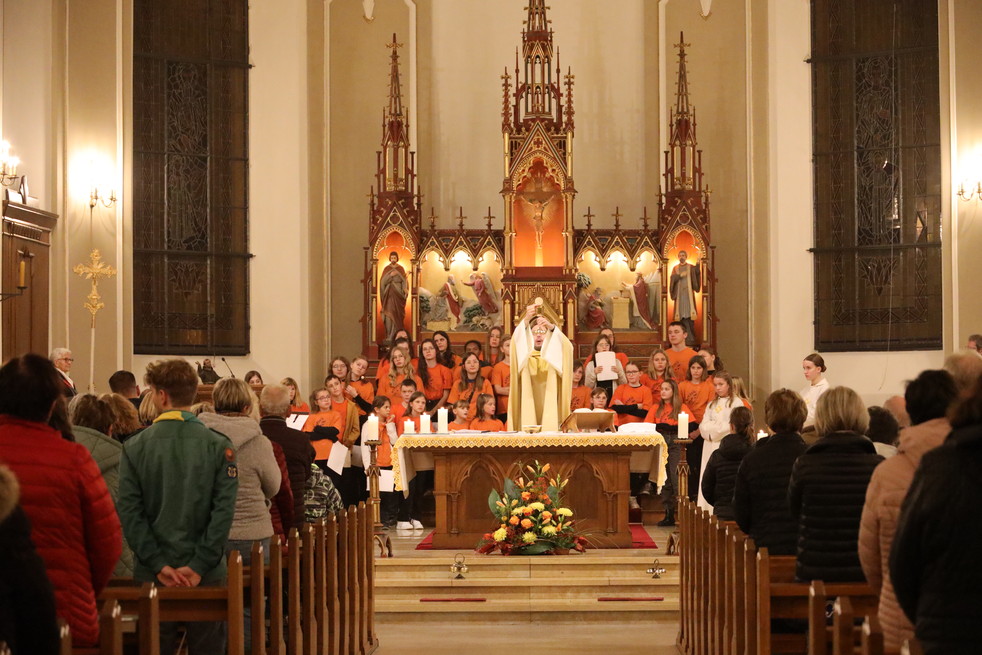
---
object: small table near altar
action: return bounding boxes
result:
[393,431,666,549]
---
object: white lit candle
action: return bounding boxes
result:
[403,419,415,434]
[678,412,689,440]
[437,407,449,433]
[757,429,768,441]
[365,415,379,441]
[420,413,431,434]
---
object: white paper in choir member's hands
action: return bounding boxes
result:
[595,351,618,381]
[286,414,308,431]
[367,469,396,492]
[327,443,348,474]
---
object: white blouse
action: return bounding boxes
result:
[800,377,830,428]
[699,396,747,444]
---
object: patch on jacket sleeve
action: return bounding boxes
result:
[226,463,238,478]
[224,447,235,462]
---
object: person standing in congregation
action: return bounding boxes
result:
[508,303,574,431]
[449,353,495,419]
[701,406,754,521]
[469,394,505,432]
[679,354,714,499]
[50,348,77,398]
[259,384,316,533]
[487,325,505,365]
[0,354,121,648]
[643,380,693,526]
[610,362,652,427]
[324,375,364,506]
[490,336,511,422]
[348,356,376,416]
[584,334,626,403]
[280,376,309,413]
[732,389,809,555]
[640,348,674,393]
[569,362,593,411]
[800,353,830,439]
[417,339,452,413]
[118,359,237,654]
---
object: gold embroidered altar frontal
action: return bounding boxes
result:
[394,431,666,549]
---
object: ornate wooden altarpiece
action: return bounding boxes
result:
[362,5,717,363]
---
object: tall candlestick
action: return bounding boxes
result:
[419,413,431,434]
[437,407,449,433]
[404,419,415,434]
[678,412,689,439]
[18,260,26,288]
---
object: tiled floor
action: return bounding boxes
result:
[374,523,681,655]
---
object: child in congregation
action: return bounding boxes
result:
[470,394,505,432]
[448,352,494,418]
[448,399,472,431]
[490,337,511,422]
[570,362,593,410]
[589,387,614,412]
[678,354,715,500]
[402,392,429,433]
[281,376,309,412]
[302,387,343,471]
[347,356,376,417]
[640,348,674,392]
[701,405,754,521]
[362,395,399,527]
[391,378,418,423]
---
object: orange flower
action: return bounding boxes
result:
[521,491,532,501]
[522,507,534,516]
[509,515,520,525]
[520,518,533,529]
[541,511,552,522]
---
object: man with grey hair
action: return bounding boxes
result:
[50,347,77,398]
[258,384,315,531]
[943,349,982,398]
[967,334,982,353]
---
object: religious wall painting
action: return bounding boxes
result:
[419,250,503,332]
[513,159,565,268]
[663,227,706,346]
[375,230,413,345]
[574,250,661,332]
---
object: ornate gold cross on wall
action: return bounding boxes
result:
[73,249,117,326]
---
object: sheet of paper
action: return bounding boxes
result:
[368,469,396,492]
[327,442,348,475]
[286,413,308,431]
[360,444,372,469]
[595,351,618,381]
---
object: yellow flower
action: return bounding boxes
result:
[542,463,551,473]
[541,525,557,536]
[493,527,508,542]
[512,507,525,516]
[511,499,519,506]
[528,502,545,511]
[556,508,573,517]
[522,532,537,544]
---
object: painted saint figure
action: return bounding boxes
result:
[622,270,660,330]
[508,303,574,431]
[670,250,701,343]
[442,275,461,328]
[462,272,500,316]
[379,251,408,344]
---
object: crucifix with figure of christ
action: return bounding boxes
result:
[520,173,558,252]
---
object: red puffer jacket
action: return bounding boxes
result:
[0,415,122,647]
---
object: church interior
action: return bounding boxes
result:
[2,0,982,653]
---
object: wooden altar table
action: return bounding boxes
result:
[393,432,666,549]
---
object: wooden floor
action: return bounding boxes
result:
[374,524,682,654]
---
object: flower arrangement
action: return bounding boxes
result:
[476,461,589,555]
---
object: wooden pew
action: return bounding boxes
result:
[102,551,245,655]
[337,509,351,655]
[677,498,691,654]
[286,529,302,655]
[755,548,804,655]
[322,515,341,655]
[809,580,878,655]
[860,614,884,655]
[243,541,267,655]
[724,524,748,655]
[742,536,758,655]
[268,539,285,655]
[361,501,375,654]
[901,638,924,655]
[347,504,363,655]
[301,525,318,655]
[136,584,160,655]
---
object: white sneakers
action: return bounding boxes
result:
[396,520,425,530]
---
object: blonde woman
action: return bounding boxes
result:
[280,377,309,413]
[697,371,749,510]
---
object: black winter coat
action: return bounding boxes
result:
[260,416,316,531]
[0,466,59,654]
[788,431,882,582]
[890,422,982,654]
[701,433,752,521]
[732,432,807,555]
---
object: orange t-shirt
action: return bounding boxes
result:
[418,363,453,402]
[448,420,472,431]
[644,402,694,427]
[490,361,510,414]
[570,386,592,411]
[377,373,424,402]
[366,418,394,467]
[666,347,699,383]
[469,418,504,432]
[678,380,715,423]
[610,384,653,426]
[302,410,343,460]
[639,373,670,394]
[290,402,310,413]
[348,379,375,415]
[447,378,494,418]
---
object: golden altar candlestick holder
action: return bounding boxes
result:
[363,437,393,557]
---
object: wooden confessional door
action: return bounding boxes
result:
[1,198,57,361]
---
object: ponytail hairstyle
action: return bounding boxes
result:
[729,406,754,445]
[475,393,495,421]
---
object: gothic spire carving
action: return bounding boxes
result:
[664,32,703,193]
[376,33,415,197]
[524,0,551,35]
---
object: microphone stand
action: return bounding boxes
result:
[221,357,236,378]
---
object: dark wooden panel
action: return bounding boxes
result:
[2,201,57,361]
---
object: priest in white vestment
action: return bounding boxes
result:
[507,305,574,432]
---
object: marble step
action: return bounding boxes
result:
[375,597,680,623]
[376,575,680,600]
[375,554,678,580]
